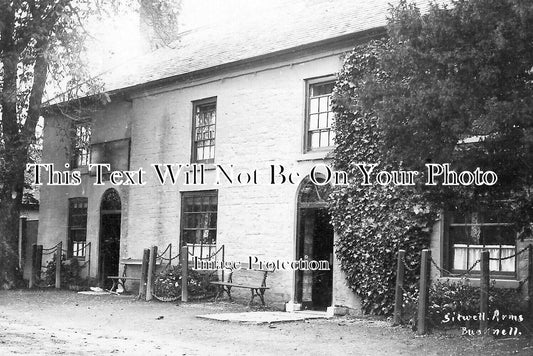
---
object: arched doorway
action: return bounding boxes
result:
[99,189,121,288]
[295,178,334,310]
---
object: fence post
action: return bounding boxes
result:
[527,244,533,315]
[393,249,406,326]
[480,250,490,333]
[417,249,431,335]
[18,216,26,269]
[146,245,158,301]
[35,245,43,285]
[55,242,62,289]
[181,245,189,302]
[139,248,150,300]
[29,244,37,288]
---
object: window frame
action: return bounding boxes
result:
[441,210,517,279]
[179,190,218,246]
[304,75,336,152]
[71,121,91,169]
[191,97,217,164]
[68,197,88,259]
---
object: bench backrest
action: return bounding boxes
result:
[226,268,271,287]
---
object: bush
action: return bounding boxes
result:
[403,280,527,330]
[153,264,218,302]
[43,255,87,288]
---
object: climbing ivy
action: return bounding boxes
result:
[328,39,438,315]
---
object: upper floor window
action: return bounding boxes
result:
[72,122,91,168]
[192,98,216,163]
[306,78,335,151]
[445,210,516,276]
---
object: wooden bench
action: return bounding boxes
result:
[210,269,271,306]
[107,263,140,293]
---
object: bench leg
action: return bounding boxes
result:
[248,289,256,307]
[258,289,265,306]
[110,279,118,292]
[214,285,233,302]
[215,285,225,302]
[225,286,232,301]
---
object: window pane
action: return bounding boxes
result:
[311,82,334,96]
[311,132,320,148]
[318,113,328,128]
[320,131,329,147]
[319,97,328,112]
[309,114,319,130]
[310,98,319,114]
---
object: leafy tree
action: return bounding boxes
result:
[0,0,179,289]
[330,0,533,314]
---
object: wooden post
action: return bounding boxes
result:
[139,248,150,299]
[35,245,43,285]
[181,245,189,302]
[480,250,490,332]
[417,249,431,335]
[393,249,406,326]
[146,245,158,301]
[527,244,533,315]
[18,217,26,269]
[55,242,62,289]
[29,244,37,288]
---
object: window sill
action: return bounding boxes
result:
[436,277,519,289]
[298,149,334,162]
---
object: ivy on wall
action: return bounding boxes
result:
[328,40,438,315]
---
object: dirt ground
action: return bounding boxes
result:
[1,290,533,355]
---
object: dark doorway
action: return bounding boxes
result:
[99,189,121,288]
[295,179,334,310]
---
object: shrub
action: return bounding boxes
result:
[43,255,87,288]
[403,280,527,330]
[153,264,218,301]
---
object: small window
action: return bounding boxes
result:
[72,122,91,168]
[306,78,335,151]
[68,198,88,258]
[446,210,516,276]
[181,191,218,260]
[192,99,216,163]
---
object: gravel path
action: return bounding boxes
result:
[0,290,532,355]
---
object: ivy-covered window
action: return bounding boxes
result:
[72,122,91,168]
[192,98,216,163]
[446,210,516,276]
[306,78,335,151]
[68,198,88,258]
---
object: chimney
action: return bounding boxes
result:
[139,0,180,52]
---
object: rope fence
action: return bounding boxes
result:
[29,241,92,290]
[187,245,224,261]
[394,244,533,335]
